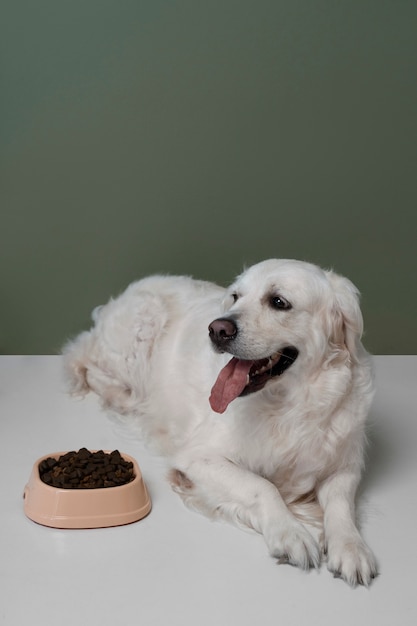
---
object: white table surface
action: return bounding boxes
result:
[1,356,416,625]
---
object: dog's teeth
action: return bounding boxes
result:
[250,353,282,379]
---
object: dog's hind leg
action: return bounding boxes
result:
[62,285,170,415]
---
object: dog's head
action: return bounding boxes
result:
[208,259,365,413]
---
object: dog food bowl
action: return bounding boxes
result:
[23,450,151,529]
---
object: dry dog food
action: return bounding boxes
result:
[39,448,135,489]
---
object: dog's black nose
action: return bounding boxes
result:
[208,317,237,347]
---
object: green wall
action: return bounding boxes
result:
[1,0,416,354]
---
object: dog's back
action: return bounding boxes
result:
[63,274,225,448]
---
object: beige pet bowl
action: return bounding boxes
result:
[23,451,151,529]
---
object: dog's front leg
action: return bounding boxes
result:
[169,455,320,570]
[317,470,378,586]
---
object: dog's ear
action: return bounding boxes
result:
[325,271,364,363]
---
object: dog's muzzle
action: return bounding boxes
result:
[208,317,298,413]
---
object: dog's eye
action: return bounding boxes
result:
[270,295,292,310]
[231,293,239,303]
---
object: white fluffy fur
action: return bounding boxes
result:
[63,259,377,586]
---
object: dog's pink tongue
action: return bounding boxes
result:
[209,357,253,414]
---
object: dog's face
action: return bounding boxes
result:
[208,259,363,413]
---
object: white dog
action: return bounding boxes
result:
[63,259,377,586]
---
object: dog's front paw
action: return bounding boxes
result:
[326,536,378,587]
[266,520,321,571]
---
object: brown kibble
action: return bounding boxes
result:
[39,449,135,489]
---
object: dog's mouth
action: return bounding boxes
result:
[209,347,298,414]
